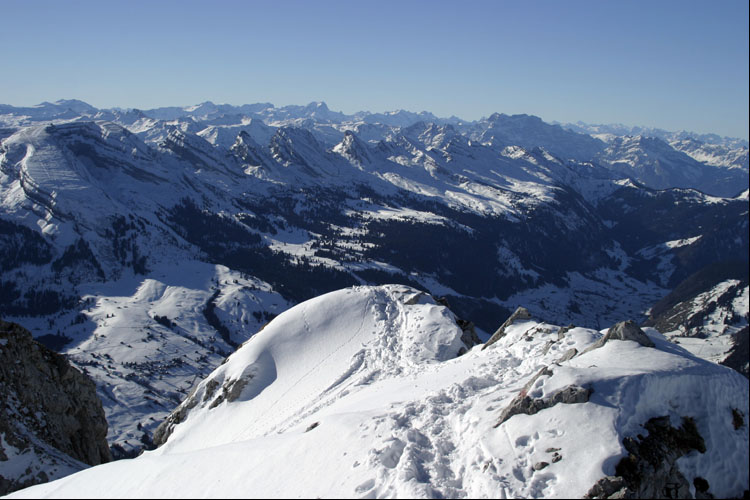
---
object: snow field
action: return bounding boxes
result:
[10,285,746,499]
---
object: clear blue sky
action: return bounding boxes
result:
[1,0,748,139]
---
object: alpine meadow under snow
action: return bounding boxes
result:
[0,100,748,498]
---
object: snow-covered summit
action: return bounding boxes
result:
[474,113,607,161]
[153,285,467,452]
[10,285,748,499]
[332,130,373,167]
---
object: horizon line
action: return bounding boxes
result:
[2,98,748,143]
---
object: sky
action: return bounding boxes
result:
[1,0,748,139]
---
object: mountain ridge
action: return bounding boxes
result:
[6,285,748,499]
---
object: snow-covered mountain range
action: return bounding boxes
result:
[0,99,748,496]
[561,120,749,150]
[561,120,749,177]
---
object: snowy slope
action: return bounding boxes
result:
[670,138,749,172]
[561,121,749,150]
[9,285,748,499]
[661,279,748,366]
[595,135,748,197]
[154,285,466,452]
[62,263,292,455]
[471,113,606,162]
[645,262,749,371]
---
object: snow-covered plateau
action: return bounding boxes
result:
[6,285,748,499]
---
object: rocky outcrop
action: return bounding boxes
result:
[456,318,481,353]
[483,307,533,350]
[0,320,110,495]
[152,389,200,448]
[494,364,592,428]
[556,347,578,363]
[432,296,481,354]
[494,384,592,428]
[721,325,749,378]
[153,352,277,447]
[584,416,708,499]
[583,320,655,355]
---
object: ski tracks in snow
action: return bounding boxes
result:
[262,288,378,434]
[282,287,415,432]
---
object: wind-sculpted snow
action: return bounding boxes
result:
[154,285,466,451]
[9,285,748,499]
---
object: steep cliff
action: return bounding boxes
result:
[0,320,110,495]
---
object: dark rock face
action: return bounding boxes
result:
[0,320,110,495]
[152,388,200,448]
[584,416,707,499]
[720,325,749,379]
[457,318,481,352]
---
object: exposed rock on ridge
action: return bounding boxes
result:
[483,306,533,349]
[585,416,710,499]
[583,320,655,355]
[494,376,593,427]
[0,320,110,495]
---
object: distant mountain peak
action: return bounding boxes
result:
[333,130,372,166]
[305,101,329,111]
